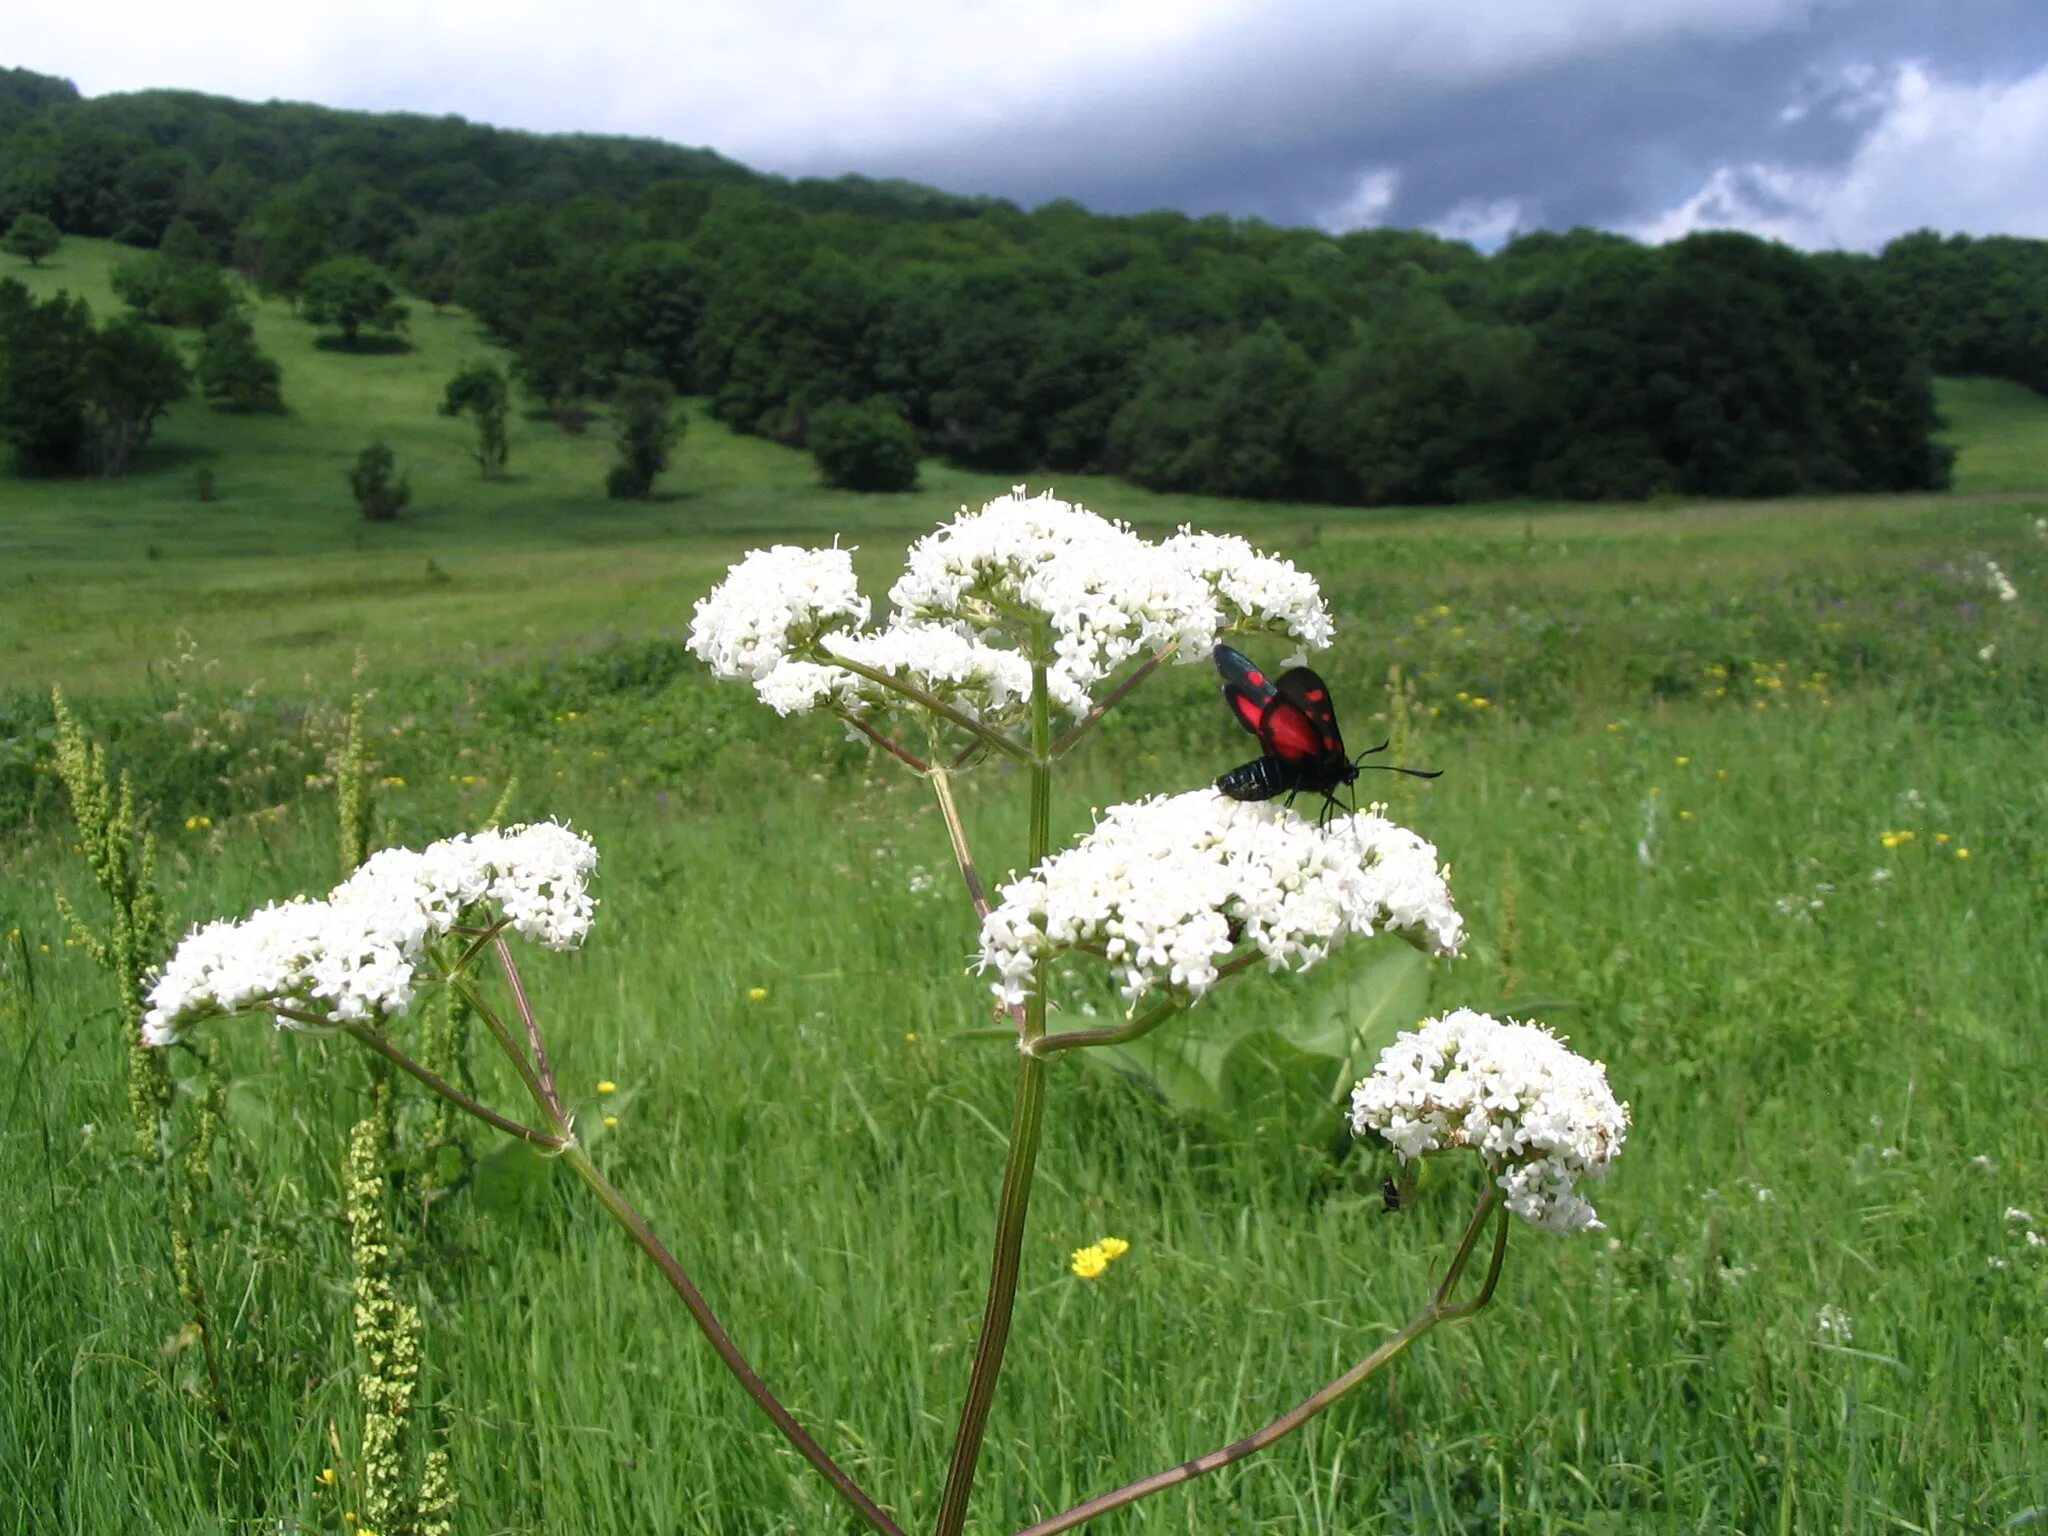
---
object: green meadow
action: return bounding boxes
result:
[3,240,2046,1534]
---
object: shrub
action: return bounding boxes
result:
[348,443,410,522]
[811,398,920,492]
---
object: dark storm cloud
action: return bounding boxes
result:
[756,0,2048,243]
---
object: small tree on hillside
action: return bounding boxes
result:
[513,314,604,432]
[605,377,681,500]
[811,398,921,492]
[301,257,408,349]
[439,362,510,478]
[2,212,59,267]
[0,281,93,474]
[85,316,191,477]
[348,443,410,522]
[197,315,284,413]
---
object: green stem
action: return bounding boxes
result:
[933,629,1056,1536]
[559,1144,908,1536]
[1026,950,1264,1057]
[1049,641,1178,759]
[929,766,992,923]
[1009,1188,1506,1536]
[340,1023,564,1149]
[827,654,1032,764]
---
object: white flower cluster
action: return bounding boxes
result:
[142,822,599,1046]
[1349,1009,1629,1235]
[686,544,871,707]
[688,488,1334,725]
[977,791,1462,1010]
[1813,1304,1854,1344]
[1974,555,2018,604]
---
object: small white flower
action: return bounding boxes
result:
[143,822,599,1045]
[1988,1255,2011,1270]
[1880,1146,1902,1160]
[687,544,870,701]
[1979,643,1997,664]
[1349,1009,1629,1235]
[1814,1304,1854,1344]
[1870,868,1892,885]
[1755,1187,1776,1204]
[979,791,1461,1010]
[1972,1154,1997,1172]
[2007,1208,2036,1227]
[2028,1231,2047,1250]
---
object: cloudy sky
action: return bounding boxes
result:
[11,0,2048,249]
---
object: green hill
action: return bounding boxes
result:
[1936,375,2048,493]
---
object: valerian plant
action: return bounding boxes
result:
[143,487,1629,1533]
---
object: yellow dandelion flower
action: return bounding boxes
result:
[748,986,769,1002]
[1674,756,1690,767]
[905,1032,919,1043]
[1880,833,1901,849]
[603,1115,619,1130]
[1956,847,1971,860]
[1934,833,1950,845]
[1070,1245,1109,1280]
[317,1467,337,1488]
[1470,696,1490,709]
[596,1080,616,1095]
[380,775,405,788]
[1098,1236,1131,1261]
[1679,810,1695,822]
[1715,768,1729,780]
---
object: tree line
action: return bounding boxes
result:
[6,65,2038,502]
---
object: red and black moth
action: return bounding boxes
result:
[1212,643,1440,823]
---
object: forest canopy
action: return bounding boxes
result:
[4,65,2035,501]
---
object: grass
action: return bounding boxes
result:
[2,241,2047,1534]
[1938,375,2048,494]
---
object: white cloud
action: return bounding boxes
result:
[1637,60,2048,248]
[1431,196,1529,248]
[1317,168,1402,233]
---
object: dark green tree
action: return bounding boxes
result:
[439,362,510,478]
[605,377,681,499]
[810,398,920,491]
[0,280,93,473]
[196,315,284,412]
[300,256,408,348]
[512,313,606,431]
[1,211,58,266]
[348,443,410,521]
[84,315,191,476]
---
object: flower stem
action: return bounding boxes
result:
[828,654,1032,764]
[1049,640,1178,759]
[842,711,934,775]
[933,630,1056,1536]
[558,1143,908,1536]
[340,1023,564,1149]
[1007,1188,1506,1536]
[929,765,991,922]
[492,934,561,1120]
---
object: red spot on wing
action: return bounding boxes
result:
[1246,670,1266,688]
[1231,693,1266,732]
[1260,699,1322,760]
[1306,688,1326,701]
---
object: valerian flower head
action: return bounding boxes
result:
[690,488,1334,730]
[978,791,1462,1010]
[142,822,599,1046]
[686,544,870,699]
[1350,1009,1629,1235]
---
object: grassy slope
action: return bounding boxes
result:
[6,241,2048,701]
[2,240,2047,1535]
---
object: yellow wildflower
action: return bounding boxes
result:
[1934,833,1950,845]
[379,775,405,788]
[597,1080,617,1095]
[1956,848,1971,860]
[747,986,769,1002]
[1674,756,1690,767]
[1070,1245,1109,1280]
[905,1032,919,1043]
[1098,1236,1131,1261]
[317,1468,337,1488]
[603,1115,620,1130]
